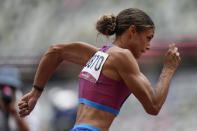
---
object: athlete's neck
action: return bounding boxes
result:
[112,32,130,49]
[112,38,126,49]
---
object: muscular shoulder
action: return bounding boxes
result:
[109,48,136,65]
[113,49,133,60]
[107,47,139,74]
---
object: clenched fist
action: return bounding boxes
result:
[164,43,181,70]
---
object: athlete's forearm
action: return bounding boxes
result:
[153,67,174,110]
[33,47,63,89]
[151,44,180,113]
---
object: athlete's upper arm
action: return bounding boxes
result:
[49,42,98,66]
[113,50,157,113]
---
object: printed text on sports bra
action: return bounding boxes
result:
[79,51,109,83]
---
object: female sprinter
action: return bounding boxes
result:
[18,8,181,131]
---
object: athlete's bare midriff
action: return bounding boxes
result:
[75,104,116,131]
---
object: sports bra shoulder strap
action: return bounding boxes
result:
[99,44,115,52]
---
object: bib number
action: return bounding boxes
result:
[79,51,109,83]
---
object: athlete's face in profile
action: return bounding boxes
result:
[130,28,154,58]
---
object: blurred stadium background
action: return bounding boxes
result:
[0,0,197,131]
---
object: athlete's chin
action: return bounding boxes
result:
[135,53,142,59]
[134,56,140,59]
[136,56,141,59]
[132,51,143,59]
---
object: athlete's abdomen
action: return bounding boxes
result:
[75,103,115,131]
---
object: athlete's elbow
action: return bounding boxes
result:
[44,44,64,61]
[146,108,160,116]
[49,44,62,52]
[145,105,161,116]
[47,44,62,55]
[146,90,163,115]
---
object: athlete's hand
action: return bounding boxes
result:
[18,89,41,117]
[164,43,181,71]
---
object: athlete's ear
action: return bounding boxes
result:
[128,25,136,34]
[128,25,136,39]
